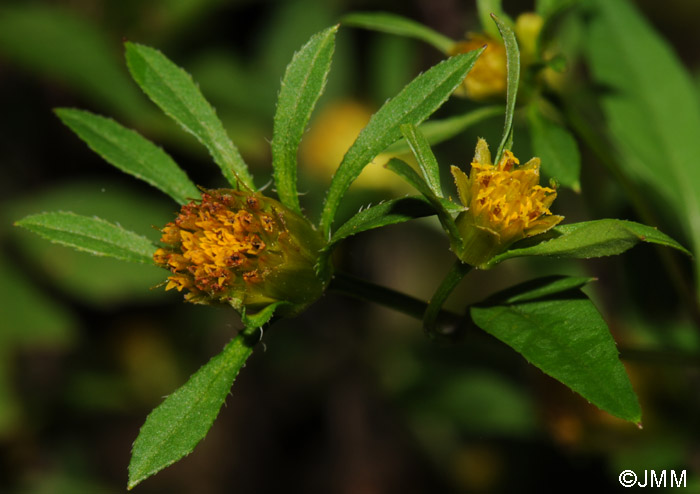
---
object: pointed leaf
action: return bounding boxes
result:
[128,334,254,489]
[486,219,691,267]
[272,26,338,214]
[342,12,455,53]
[124,42,254,189]
[15,212,156,264]
[55,108,200,205]
[471,276,641,423]
[492,14,520,163]
[477,0,513,38]
[400,123,442,197]
[320,49,483,237]
[528,104,581,190]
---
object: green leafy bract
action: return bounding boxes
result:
[128,334,255,489]
[319,49,484,237]
[492,14,520,163]
[15,212,156,264]
[124,42,255,189]
[471,276,641,423]
[400,123,442,197]
[272,26,338,214]
[55,109,200,205]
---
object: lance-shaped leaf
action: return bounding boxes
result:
[400,123,442,197]
[342,12,455,53]
[319,49,483,237]
[15,212,156,264]
[492,14,520,163]
[55,109,200,205]
[124,42,254,189]
[128,334,255,489]
[477,0,513,38]
[272,26,337,214]
[485,219,691,267]
[528,104,581,191]
[471,276,641,423]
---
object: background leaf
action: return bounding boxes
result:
[55,109,200,205]
[319,49,483,236]
[586,0,700,288]
[528,103,581,190]
[272,25,337,214]
[471,276,641,423]
[342,12,455,53]
[486,219,690,267]
[15,212,156,264]
[125,42,255,189]
[128,334,254,489]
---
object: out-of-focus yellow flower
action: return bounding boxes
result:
[154,189,326,316]
[449,13,544,101]
[450,138,563,266]
[449,34,507,100]
[300,100,413,193]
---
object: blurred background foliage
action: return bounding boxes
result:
[1,0,699,492]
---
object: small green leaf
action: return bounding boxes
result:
[486,219,691,267]
[320,49,484,237]
[55,109,200,205]
[329,196,436,248]
[272,25,338,214]
[124,42,254,189]
[128,334,254,489]
[15,212,156,264]
[400,124,442,197]
[471,276,641,423]
[477,0,513,39]
[240,301,291,330]
[528,104,581,190]
[342,12,455,53]
[492,14,520,163]
[385,106,504,155]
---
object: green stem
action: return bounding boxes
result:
[423,261,472,336]
[329,272,463,338]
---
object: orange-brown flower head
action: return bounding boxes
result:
[154,189,327,316]
[450,138,563,266]
[449,34,507,100]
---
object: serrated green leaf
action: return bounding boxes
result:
[241,301,291,330]
[492,14,520,163]
[586,0,700,288]
[55,109,200,205]
[328,196,436,248]
[528,104,581,190]
[400,124,442,197]
[272,26,338,214]
[128,334,254,489]
[342,12,455,53]
[486,219,691,267]
[384,106,504,155]
[319,50,483,237]
[471,276,641,422]
[124,42,254,189]
[15,212,156,264]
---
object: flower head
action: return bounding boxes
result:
[450,138,563,266]
[154,189,327,316]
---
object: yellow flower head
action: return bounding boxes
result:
[449,34,507,100]
[154,189,326,316]
[450,138,563,266]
